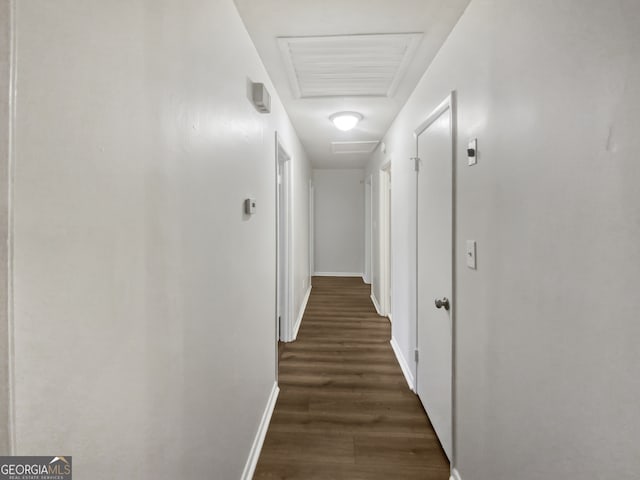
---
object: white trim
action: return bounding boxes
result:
[363,176,372,285]
[387,313,393,323]
[313,271,363,277]
[414,94,453,137]
[276,134,295,343]
[450,468,462,480]
[309,180,314,279]
[7,0,16,454]
[367,174,374,295]
[276,38,303,99]
[370,293,383,316]
[379,164,392,317]
[292,285,312,341]
[241,382,280,480]
[390,336,415,392]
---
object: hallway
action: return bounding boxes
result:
[254,277,449,479]
[3,1,640,478]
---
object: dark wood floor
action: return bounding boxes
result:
[254,276,450,480]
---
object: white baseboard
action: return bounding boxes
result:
[241,382,280,480]
[313,271,363,277]
[387,313,393,323]
[370,293,383,316]
[362,274,371,284]
[292,285,312,341]
[450,468,462,480]
[390,336,415,392]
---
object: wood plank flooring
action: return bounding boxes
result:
[254,276,450,480]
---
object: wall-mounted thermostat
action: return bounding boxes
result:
[468,138,478,166]
[244,198,257,215]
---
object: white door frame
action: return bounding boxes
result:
[276,133,295,343]
[309,179,314,277]
[2,1,16,455]
[364,175,372,284]
[414,92,457,473]
[379,162,392,318]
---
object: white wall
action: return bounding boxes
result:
[366,0,640,479]
[0,0,10,456]
[10,0,310,478]
[291,145,312,317]
[313,169,364,276]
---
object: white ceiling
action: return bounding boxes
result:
[234,0,471,169]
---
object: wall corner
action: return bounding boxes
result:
[0,0,15,456]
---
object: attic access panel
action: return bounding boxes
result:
[278,33,423,98]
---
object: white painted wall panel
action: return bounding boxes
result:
[292,145,312,312]
[366,0,640,478]
[313,169,364,275]
[11,0,310,478]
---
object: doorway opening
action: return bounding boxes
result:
[309,179,314,278]
[276,134,294,347]
[364,175,372,285]
[379,163,392,319]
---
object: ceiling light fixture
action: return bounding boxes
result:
[330,112,363,131]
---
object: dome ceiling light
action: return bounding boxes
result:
[330,112,363,132]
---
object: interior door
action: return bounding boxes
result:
[416,102,453,459]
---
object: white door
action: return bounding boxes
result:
[416,97,453,460]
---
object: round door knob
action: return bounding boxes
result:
[434,297,450,311]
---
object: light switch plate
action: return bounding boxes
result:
[466,240,477,269]
[468,138,477,166]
